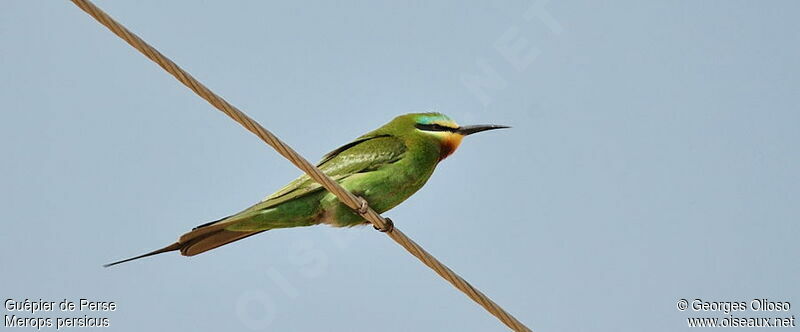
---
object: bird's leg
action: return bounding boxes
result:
[373,218,394,233]
[355,196,370,214]
[354,195,393,232]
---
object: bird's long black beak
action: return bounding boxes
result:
[456,124,510,136]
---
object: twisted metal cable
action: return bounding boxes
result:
[68,1,531,330]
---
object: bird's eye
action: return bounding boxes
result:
[415,123,453,132]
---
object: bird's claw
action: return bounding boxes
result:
[355,196,392,232]
[356,196,369,214]
[373,218,394,233]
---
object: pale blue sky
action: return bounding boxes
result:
[1,1,798,331]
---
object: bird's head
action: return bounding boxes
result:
[391,112,509,160]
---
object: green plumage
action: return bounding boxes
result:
[104,112,507,266]
[223,115,440,231]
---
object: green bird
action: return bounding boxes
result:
[105,112,507,267]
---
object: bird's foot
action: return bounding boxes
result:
[373,218,394,233]
[356,196,370,214]
[354,196,392,232]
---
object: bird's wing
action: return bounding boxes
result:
[176,134,406,247]
[258,135,385,203]
[258,134,406,207]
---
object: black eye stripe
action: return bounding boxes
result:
[415,123,456,132]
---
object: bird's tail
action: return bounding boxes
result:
[103,242,182,267]
[104,218,265,267]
